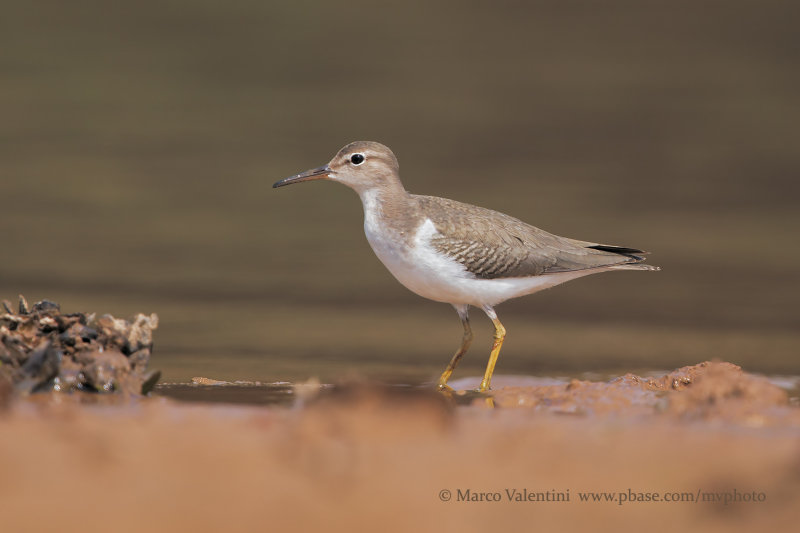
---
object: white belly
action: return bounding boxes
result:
[364,216,596,307]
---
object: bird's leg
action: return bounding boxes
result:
[479,305,506,392]
[437,305,472,391]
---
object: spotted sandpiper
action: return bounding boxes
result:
[274,141,659,392]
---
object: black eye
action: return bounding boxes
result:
[350,153,365,165]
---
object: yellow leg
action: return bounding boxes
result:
[437,305,472,391]
[479,306,505,392]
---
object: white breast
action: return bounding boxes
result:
[361,192,596,307]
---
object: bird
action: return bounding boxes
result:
[273,141,659,392]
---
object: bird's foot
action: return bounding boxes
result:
[436,382,455,393]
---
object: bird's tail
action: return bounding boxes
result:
[586,244,646,260]
[585,244,661,271]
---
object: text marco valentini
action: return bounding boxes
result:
[457,489,569,502]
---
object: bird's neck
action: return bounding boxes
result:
[358,182,415,234]
[357,180,408,210]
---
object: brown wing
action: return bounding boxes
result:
[417,196,648,279]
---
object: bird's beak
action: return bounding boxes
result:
[273,165,333,188]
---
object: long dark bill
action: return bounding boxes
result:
[272,165,332,188]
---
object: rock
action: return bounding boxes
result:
[18,295,29,315]
[141,370,161,395]
[81,350,131,392]
[0,296,160,399]
[31,300,60,314]
[16,341,62,393]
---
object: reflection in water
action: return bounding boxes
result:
[155,382,296,407]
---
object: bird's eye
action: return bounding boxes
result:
[350,153,365,165]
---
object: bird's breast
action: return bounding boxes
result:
[363,216,480,304]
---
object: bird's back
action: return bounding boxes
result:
[411,194,656,279]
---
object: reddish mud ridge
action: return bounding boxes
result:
[0,296,159,397]
[490,361,797,425]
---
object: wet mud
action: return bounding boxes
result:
[490,361,798,425]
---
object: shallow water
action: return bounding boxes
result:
[153,372,800,408]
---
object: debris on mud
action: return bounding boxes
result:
[0,295,160,397]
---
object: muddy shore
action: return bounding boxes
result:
[1,361,798,533]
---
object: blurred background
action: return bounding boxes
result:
[1,0,798,383]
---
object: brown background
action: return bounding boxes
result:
[1,0,798,382]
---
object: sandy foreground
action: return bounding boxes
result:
[1,362,799,533]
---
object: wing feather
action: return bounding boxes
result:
[416,195,650,279]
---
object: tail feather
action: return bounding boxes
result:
[585,244,660,271]
[586,244,647,260]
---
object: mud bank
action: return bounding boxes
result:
[1,362,799,532]
[489,361,798,424]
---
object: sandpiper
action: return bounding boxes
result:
[274,141,659,392]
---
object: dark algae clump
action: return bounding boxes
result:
[0,295,160,396]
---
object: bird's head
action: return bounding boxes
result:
[273,141,401,195]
